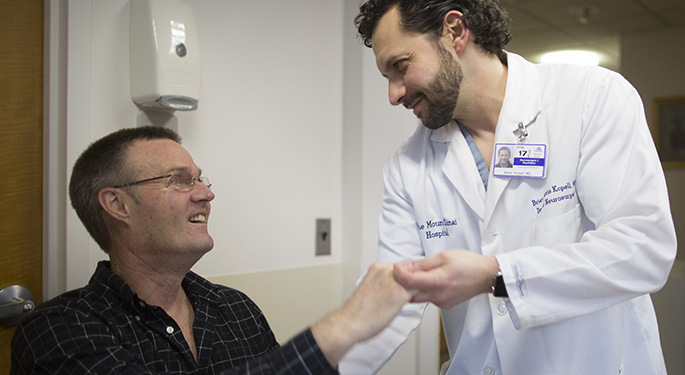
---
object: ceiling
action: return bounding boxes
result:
[499,0,685,72]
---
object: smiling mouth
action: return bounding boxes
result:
[410,98,423,114]
[189,214,207,223]
[403,94,424,114]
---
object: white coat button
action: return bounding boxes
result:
[484,232,496,244]
[483,366,496,375]
[496,302,507,316]
[166,326,175,334]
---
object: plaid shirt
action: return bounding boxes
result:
[11,261,338,375]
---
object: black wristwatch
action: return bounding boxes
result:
[492,270,508,297]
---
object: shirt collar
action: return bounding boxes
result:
[88,260,221,311]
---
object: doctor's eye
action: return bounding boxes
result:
[393,59,408,72]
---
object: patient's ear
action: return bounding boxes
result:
[99,187,132,222]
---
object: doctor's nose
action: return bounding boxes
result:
[388,79,406,106]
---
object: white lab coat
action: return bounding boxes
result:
[340,53,677,375]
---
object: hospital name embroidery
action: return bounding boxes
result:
[531,180,576,214]
[417,218,458,240]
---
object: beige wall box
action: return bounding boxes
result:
[130,0,200,111]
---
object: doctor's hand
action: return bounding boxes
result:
[311,263,416,367]
[393,250,499,309]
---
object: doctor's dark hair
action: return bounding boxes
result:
[68,126,182,253]
[355,0,511,61]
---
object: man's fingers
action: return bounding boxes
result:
[393,262,412,288]
[393,262,439,290]
[408,290,433,304]
[398,254,443,273]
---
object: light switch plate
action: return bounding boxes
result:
[315,218,331,256]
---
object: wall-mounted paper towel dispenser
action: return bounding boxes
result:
[130,0,200,111]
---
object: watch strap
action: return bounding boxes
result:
[492,271,508,297]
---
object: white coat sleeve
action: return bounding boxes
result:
[496,70,677,330]
[339,153,429,374]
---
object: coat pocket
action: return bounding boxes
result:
[531,204,582,247]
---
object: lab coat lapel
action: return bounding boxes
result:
[484,53,544,227]
[436,122,486,220]
[484,167,510,226]
[483,120,519,226]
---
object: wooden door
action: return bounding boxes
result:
[0,0,44,372]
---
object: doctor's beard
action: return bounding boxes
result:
[407,42,463,130]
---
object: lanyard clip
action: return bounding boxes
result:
[516,122,528,141]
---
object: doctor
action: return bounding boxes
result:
[340,0,677,374]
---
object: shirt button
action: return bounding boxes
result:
[134,315,141,321]
[166,326,175,334]
[483,366,496,375]
[138,301,146,308]
[496,302,508,316]
[484,232,496,244]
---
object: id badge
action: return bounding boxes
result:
[493,143,547,179]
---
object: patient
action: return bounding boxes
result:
[11,126,413,374]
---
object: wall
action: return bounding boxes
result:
[621,27,685,375]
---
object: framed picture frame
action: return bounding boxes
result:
[654,96,685,168]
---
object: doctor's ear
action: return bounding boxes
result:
[443,10,469,53]
[98,187,133,222]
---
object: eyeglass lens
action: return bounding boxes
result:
[170,171,211,190]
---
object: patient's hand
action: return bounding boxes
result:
[312,263,415,366]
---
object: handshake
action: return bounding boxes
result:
[311,249,499,366]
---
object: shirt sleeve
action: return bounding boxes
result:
[219,329,339,375]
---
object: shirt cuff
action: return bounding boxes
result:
[276,328,339,374]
